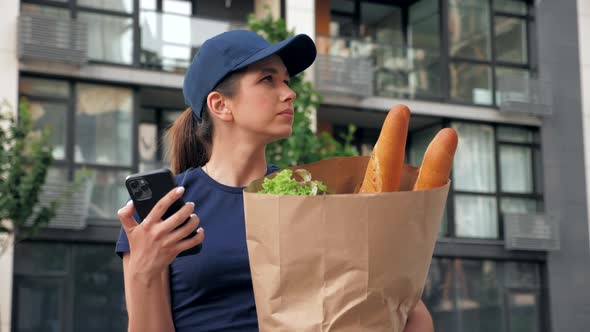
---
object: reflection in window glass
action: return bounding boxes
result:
[15,277,64,332]
[409,125,442,166]
[73,245,126,331]
[506,262,539,288]
[361,2,402,45]
[29,101,68,160]
[452,123,496,192]
[79,12,133,64]
[496,67,530,105]
[78,0,133,13]
[164,0,192,15]
[534,149,543,194]
[14,242,69,274]
[140,0,156,10]
[75,83,133,166]
[500,145,533,193]
[21,4,70,18]
[448,0,491,60]
[508,291,538,332]
[79,168,129,219]
[495,16,528,64]
[19,77,69,98]
[409,0,442,98]
[494,0,527,15]
[501,198,537,214]
[424,259,541,332]
[47,167,69,182]
[455,194,498,238]
[450,62,492,105]
[332,0,355,13]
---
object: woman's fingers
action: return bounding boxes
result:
[144,186,186,226]
[159,201,195,233]
[164,213,201,245]
[117,200,137,232]
[173,227,205,254]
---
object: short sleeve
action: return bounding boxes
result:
[114,209,141,258]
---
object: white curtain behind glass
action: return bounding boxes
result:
[500,145,533,193]
[452,123,496,192]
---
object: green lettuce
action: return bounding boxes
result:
[258,169,329,195]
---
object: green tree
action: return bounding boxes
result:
[248,11,359,168]
[0,99,62,255]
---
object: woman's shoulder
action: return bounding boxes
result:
[174,167,201,187]
[267,164,281,175]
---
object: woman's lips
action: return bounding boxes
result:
[279,109,294,118]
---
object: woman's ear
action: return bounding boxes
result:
[206,91,234,122]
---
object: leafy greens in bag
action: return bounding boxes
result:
[258,169,329,195]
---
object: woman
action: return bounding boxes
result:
[116,30,433,332]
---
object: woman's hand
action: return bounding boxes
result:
[117,186,205,283]
[403,300,434,332]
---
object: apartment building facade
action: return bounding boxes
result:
[0,0,589,331]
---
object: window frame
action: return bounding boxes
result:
[19,73,139,223]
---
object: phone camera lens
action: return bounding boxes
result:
[140,185,149,191]
[133,190,143,198]
[130,181,138,189]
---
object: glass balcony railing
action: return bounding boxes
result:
[315,35,443,99]
[139,10,246,73]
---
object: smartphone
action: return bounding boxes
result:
[125,168,201,257]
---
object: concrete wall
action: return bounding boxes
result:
[0,0,19,330]
[578,0,590,252]
[537,0,590,331]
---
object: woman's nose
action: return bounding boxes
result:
[282,85,296,102]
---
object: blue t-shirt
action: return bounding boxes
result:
[115,165,280,332]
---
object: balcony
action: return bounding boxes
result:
[315,35,442,100]
[497,74,553,116]
[139,10,246,73]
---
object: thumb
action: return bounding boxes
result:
[117,200,138,232]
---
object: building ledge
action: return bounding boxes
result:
[20,60,184,89]
[322,93,543,127]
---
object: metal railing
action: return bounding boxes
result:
[497,74,553,116]
[315,35,443,99]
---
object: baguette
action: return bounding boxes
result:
[413,128,458,191]
[359,104,410,193]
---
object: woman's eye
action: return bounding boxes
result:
[284,80,290,86]
[261,75,273,82]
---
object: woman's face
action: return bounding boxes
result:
[225,55,296,143]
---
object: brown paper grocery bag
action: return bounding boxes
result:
[243,156,449,332]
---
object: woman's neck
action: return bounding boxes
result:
[203,140,268,188]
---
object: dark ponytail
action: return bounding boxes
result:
[165,107,211,175]
[165,69,245,175]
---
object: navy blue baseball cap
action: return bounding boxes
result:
[183,30,317,120]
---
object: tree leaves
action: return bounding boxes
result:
[247,11,359,169]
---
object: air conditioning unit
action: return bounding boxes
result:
[18,12,88,65]
[28,177,95,230]
[504,213,559,251]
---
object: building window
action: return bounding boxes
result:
[325,0,531,107]
[19,76,134,222]
[409,121,542,240]
[21,0,136,65]
[422,258,541,332]
[13,242,127,332]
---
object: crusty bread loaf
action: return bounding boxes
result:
[359,104,410,193]
[413,128,458,191]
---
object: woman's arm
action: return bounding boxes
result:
[117,187,205,332]
[123,253,175,332]
[403,300,434,332]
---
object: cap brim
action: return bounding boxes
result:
[233,34,317,77]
